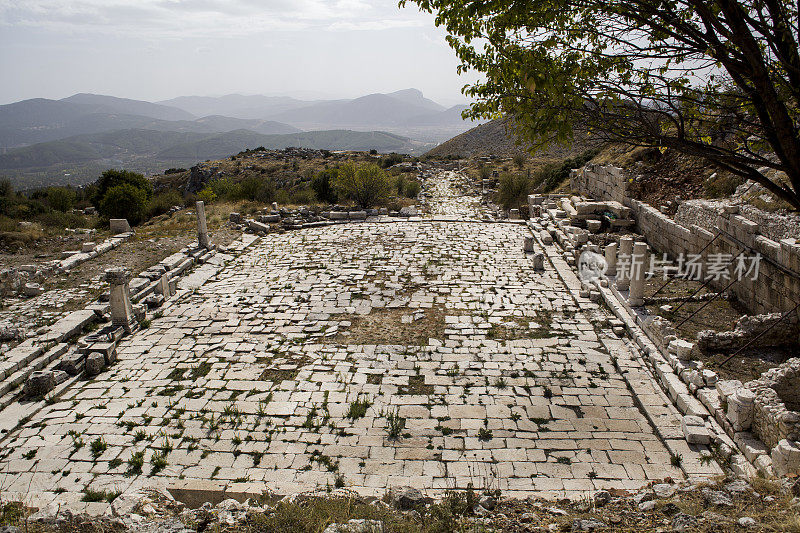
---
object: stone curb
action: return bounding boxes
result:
[526,217,727,483]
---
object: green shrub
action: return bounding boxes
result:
[183,192,197,208]
[396,175,421,198]
[379,153,404,169]
[498,173,533,210]
[238,177,262,201]
[92,169,152,207]
[403,179,421,198]
[275,189,290,205]
[705,172,745,198]
[197,188,217,204]
[34,210,85,229]
[312,168,338,203]
[334,162,392,208]
[0,179,12,197]
[99,183,148,225]
[147,190,183,218]
[255,180,276,203]
[513,153,527,169]
[206,178,238,200]
[289,187,316,205]
[46,187,76,212]
[478,165,492,180]
[532,147,601,192]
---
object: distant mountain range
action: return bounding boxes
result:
[0,89,479,189]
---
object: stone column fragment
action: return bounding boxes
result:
[105,268,136,332]
[604,243,617,276]
[727,388,755,431]
[196,201,211,249]
[524,237,535,253]
[616,236,634,290]
[156,273,174,300]
[628,241,648,306]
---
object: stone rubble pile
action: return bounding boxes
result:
[15,476,800,533]
[232,203,434,235]
[696,311,800,351]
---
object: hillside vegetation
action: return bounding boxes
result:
[0,129,421,190]
[0,147,421,251]
[426,117,597,161]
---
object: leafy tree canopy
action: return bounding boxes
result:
[401,0,800,209]
[98,183,148,225]
[92,169,153,207]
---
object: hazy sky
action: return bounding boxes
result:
[0,0,479,106]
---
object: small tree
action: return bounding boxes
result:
[498,173,532,210]
[99,184,148,225]
[255,180,276,204]
[46,187,76,213]
[92,169,152,208]
[334,162,392,209]
[312,168,339,204]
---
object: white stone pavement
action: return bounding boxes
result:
[0,172,719,512]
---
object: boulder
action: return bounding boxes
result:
[702,488,733,507]
[671,513,697,532]
[571,519,606,531]
[23,283,42,297]
[388,486,425,510]
[593,490,612,507]
[322,520,384,533]
[653,483,676,499]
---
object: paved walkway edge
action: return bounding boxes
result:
[526,222,726,483]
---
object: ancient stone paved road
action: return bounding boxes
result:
[0,171,703,510]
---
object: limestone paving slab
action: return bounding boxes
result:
[0,173,689,507]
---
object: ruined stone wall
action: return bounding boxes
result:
[570,164,628,204]
[748,359,800,449]
[572,165,800,314]
[677,200,800,243]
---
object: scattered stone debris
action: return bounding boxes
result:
[6,477,799,533]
